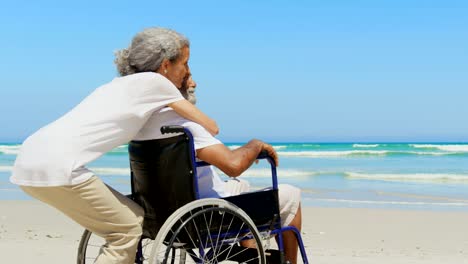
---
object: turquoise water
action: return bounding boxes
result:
[1,143,468,211]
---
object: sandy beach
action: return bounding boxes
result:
[1,201,468,263]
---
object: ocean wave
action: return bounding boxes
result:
[345,172,468,184]
[273,145,288,150]
[410,144,468,152]
[0,165,131,175]
[301,144,320,147]
[352,144,379,148]
[0,166,12,172]
[91,167,130,175]
[311,198,468,207]
[277,150,466,158]
[228,145,241,150]
[278,150,388,157]
[0,164,317,178]
[108,145,129,154]
[216,168,316,178]
[0,145,21,155]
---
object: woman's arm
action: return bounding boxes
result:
[168,99,219,136]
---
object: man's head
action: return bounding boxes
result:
[180,75,197,104]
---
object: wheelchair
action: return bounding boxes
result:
[77,126,309,264]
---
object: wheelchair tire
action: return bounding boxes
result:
[76,194,154,264]
[77,229,155,264]
[149,198,266,264]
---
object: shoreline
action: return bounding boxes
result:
[1,201,468,263]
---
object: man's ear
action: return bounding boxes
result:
[157,59,170,75]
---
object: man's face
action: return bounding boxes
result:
[165,45,190,88]
[180,75,197,104]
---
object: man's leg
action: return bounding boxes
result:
[224,180,303,263]
[21,176,144,264]
[278,184,302,264]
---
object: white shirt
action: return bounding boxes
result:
[134,108,228,198]
[11,72,183,187]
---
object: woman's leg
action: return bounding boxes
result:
[21,176,144,264]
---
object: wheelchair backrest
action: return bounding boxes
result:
[129,134,196,239]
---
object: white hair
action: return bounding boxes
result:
[114,27,190,76]
[181,87,197,104]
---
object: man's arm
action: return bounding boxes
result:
[196,139,279,177]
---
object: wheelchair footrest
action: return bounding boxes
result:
[265,249,282,264]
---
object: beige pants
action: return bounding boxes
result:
[21,176,144,264]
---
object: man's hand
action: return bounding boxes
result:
[260,142,279,167]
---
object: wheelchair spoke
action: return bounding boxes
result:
[202,209,215,256]
[207,214,235,259]
[225,222,245,259]
[180,219,198,249]
[208,232,252,262]
[221,246,250,262]
[212,210,226,257]
[151,199,266,264]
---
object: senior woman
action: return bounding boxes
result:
[10,27,217,264]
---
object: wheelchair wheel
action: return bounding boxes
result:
[150,198,266,264]
[77,229,154,264]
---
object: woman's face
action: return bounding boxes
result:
[164,46,191,88]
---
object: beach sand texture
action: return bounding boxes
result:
[1,201,468,264]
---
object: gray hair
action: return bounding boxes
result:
[114,27,190,76]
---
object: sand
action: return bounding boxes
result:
[1,200,468,264]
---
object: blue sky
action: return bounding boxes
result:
[0,0,467,142]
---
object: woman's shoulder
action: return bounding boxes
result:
[115,72,174,88]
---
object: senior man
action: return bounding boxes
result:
[133,76,302,264]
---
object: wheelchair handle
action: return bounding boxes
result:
[161,125,185,135]
[257,150,271,160]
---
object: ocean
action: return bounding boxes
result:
[1,142,468,211]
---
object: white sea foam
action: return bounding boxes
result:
[0,145,21,155]
[0,164,315,178]
[1,164,131,176]
[301,144,320,147]
[228,145,287,150]
[352,144,379,148]
[228,145,242,150]
[278,150,457,158]
[345,172,468,184]
[216,168,316,178]
[273,145,287,150]
[278,150,389,157]
[405,151,456,156]
[312,198,468,207]
[91,167,130,175]
[410,144,468,152]
[0,166,13,172]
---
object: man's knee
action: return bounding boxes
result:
[278,184,301,226]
